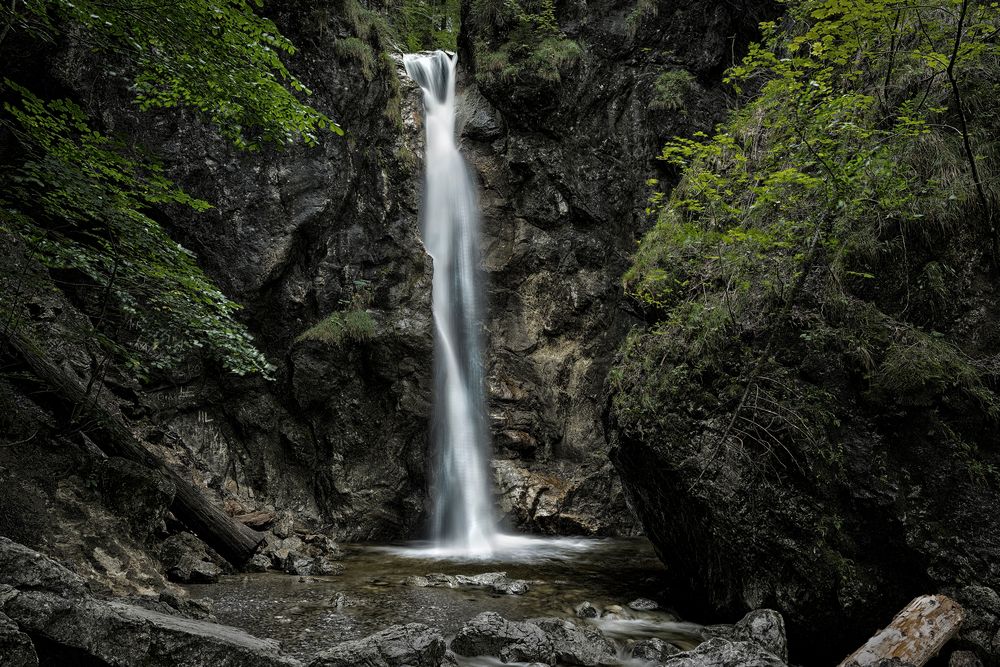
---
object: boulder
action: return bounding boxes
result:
[575,602,599,619]
[704,610,788,663]
[628,597,660,611]
[2,590,301,666]
[308,623,446,667]
[631,637,681,661]
[247,553,273,573]
[663,638,787,667]
[160,532,225,583]
[950,651,984,667]
[530,618,618,666]
[0,537,86,598]
[450,612,554,664]
[0,611,37,667]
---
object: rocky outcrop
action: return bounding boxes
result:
[450,612,618,666]
[0,537,302,666]
[308,623,447,667]
[662,638,787,667]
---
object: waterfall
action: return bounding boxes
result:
[404,50,498,557]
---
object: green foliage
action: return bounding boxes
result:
[0,85,272,377]
[471,0,581,85]
[626,0,658,38]
[296,309,376,346]
[395,0,461,51]
[651,70,696,112]
[615,0,1000,475]
[297,279,376,346]
[5,0,339,148]
[334,37,377,80]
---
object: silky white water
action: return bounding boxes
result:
[404,50,497,557]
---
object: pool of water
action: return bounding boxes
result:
[183,536,702,661]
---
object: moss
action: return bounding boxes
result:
[296,309,376,346]
[334,37,376,80]
[626,0,658,38]
[651,70,696,112]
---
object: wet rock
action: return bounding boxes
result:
[283,553,314,576]
[313,558,344,576]
[308,623,446,667]
[4,591,301,666]
[247,553,273,572]
[404,572,523,593]
[450,612,554,664]
[491,579,531,595]
[603,605,624,616]
[950,651,984,667]
[662,638,786,667]
[628,597,659,611]
[0,611,37,667]
[530,617,618,666]
[160,532,225,583]
[631,638,681,661]
[575,602,599,618]
[97,457,175,540]
[734,609,787,662]
[702,610,787,663]
[0,537,87,598]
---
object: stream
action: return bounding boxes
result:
[183,536,702,662]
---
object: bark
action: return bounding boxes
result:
[838,595,964,667]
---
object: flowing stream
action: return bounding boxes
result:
[404,50,497,557]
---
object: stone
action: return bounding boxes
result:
[282,553,314,576]
[450,612,554,664]
[628,597,660,611]
[0,611,37,667]
[662,638,786,667]
[950,651,984,667]
[308,623,446,667]
[2,590,301,666]
[247,553,273,573]
[734,609,787,662]
[98,457,175,539]
[491,579,530,595]
[168,554,221,584]
[530,618,618,666]
[160,532,226,583]
[631,637,681,661]
[575,602,599,618]
[313,558,344,576]
[0,537,87,598]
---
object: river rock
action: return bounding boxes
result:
[0,611,37,667]
[631,637,681,661]
[628,597,660,611]
[530,617,618,666]
[575,602,599,618]
[450,612,554,664]
[283,553,314,576]
[662,638,786,667]
[160,532,225,583]
[308,623,446,667]
[702,609,788,663]
[247,553,273,572]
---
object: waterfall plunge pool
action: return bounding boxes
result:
[182,536,701,663]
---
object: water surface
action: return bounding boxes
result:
[184,537,701,660]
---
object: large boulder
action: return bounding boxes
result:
[663,638,787,667]
[0,537,87,598]
[0,611,37,667]
[308,623,446,667]
[529,618,618,666]
[450,612,554,664]
[703,610,788,663]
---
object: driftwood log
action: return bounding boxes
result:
[839,594,965,667]
[4,325,264,566]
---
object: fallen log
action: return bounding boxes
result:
[838,594,965,667]
[4,324,264,566]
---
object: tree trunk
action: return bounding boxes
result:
[3,324,264,566]
[838,595,965,667]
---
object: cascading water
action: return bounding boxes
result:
[404,50,498,557]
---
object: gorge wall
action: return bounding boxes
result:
[1,0,771,550]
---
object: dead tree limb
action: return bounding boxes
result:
[838,594,964,667]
